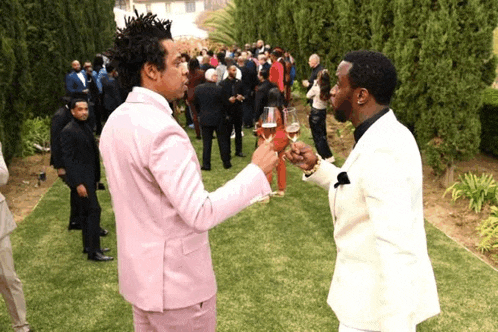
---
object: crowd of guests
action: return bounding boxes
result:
[47,40,343,271]
[174,43,340,203]
[64,56,125,136]
[174,42,302,201]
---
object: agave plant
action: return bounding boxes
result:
[443,172,498,213]
[476,206,498,253]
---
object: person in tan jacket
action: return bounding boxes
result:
[0,143,31,332]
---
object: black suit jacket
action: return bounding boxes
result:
[239,65,257,99]
[260,62,271,72]
[102,76,124,113]
[50,105,73,168]
[60,119,100,188]
[219,78,243,113]
[254,80,277,120]
[194,82,225,127]
[308,64,324,92]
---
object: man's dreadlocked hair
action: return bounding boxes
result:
[110,10,173,95]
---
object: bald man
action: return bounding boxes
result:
[302,54,323,91]
[65,60,89,99]
[194,69,231,170]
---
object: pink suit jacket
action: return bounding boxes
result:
[99,87,271,312]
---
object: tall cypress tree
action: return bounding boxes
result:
[416,0,497,182]
[0,0,32,162]
[334,0,373,54]
[291,0,338,78]
[233,0,262,45]
[382,0,431,131]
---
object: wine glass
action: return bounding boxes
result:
[261,107,277,143]
[284,107,300,142]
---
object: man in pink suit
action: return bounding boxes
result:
[99,12,279,332]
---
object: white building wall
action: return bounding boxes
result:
[134,1,204,16]
[116,1,208,39]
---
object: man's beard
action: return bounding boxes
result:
[333,101,352,123]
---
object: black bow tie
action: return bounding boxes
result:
[334,172,350,188]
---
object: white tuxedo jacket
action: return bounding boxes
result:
[305,111,440,331]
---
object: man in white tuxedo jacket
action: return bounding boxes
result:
[285,51,440,332]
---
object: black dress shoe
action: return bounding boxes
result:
[201,166,211,171]
[83,247,110,254]
[100,228,109,236]
[68,222,82,230]
[88,252,114,262]
[235,152,246,157]
[223,163,232,169]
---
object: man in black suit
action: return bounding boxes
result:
[51,98,108,236]
[237,55,258,128]
[194,69,231,171]
[101,64,124,122]
[50,97,84,231]
[61,99,113,262]
[254,69,277,121]
[220,65,245,157]
[302,54,324,105]
[257,54,271,74]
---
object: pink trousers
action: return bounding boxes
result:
[133,295,216,332]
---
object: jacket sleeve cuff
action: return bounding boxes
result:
[302,159,339,191]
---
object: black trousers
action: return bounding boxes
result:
[185,104,193,126]
[69,187,84,228]
[75,184,101,255]
[201,122,231,169]
[309,108,333,159]
[229,110,243,155]
[94,95,103,135]
[242,97,255,128]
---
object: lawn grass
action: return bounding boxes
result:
[1,120,498,331]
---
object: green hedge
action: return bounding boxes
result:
[480,88,498,157]
[0,0,116,163]
[233,0,498,175]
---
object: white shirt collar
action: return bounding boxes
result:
[132,86,172,116]
[76,71,86,86]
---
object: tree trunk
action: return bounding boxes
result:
[442,163,455,188]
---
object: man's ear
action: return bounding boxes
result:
[142,62,159,82]
[356,88,369,105]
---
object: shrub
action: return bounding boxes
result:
[20,117,51,157]
[477,206,498,253]
[443,172,498,213]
